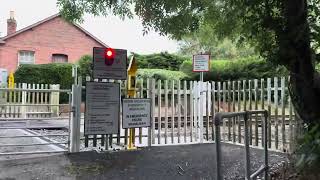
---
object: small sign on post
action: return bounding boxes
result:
[192,54,210,72]
[122,98,151,128]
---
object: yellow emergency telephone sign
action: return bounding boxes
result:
[8,72,14,89]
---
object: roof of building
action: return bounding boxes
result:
[0,13,108,47]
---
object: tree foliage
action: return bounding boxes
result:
[58,0,320,124]
[57,0,320,62]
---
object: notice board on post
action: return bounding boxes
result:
[85,82,120,135]
[93,47,127,80]
[192,54,210,72]
[122,98,151,128]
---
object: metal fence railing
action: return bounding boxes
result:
[0,87,72,156]
[214,110,268,180]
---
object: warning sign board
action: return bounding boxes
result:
[85,82,120,135]
[193,54,210,72]
[93,47,127,80]
[122,98,151,128]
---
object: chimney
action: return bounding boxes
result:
[7,11,17,36]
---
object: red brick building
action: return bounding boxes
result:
[0,12,108,74]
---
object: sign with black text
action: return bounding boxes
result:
[122,99,151,128]
[85,82,120,135]
[193,54,210,72]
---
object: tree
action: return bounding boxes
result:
[178,24,256,59]
[57,0,320,125]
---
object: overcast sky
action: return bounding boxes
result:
[0,0,179,54]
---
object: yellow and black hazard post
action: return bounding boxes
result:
[127,55,138,150]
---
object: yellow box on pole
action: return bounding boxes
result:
[8,72,14,89]
[127,56,138,150]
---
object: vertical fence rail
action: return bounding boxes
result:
[211,82,216,141]
[254,79,259,146]
[190,81,194,142]
[274,77,279,149]
[164,80,168,144]
[157,80,162,144]
[267,78,272,148]
[151,79,156,144]
[177,81,181,143]
[206,82,210,141]
[184,81,188,143]
[281,77,286,151]
[171,80,175,144]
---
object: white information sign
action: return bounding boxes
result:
[93,47,127,80]
[193,54,210,72]
[85,82,120,135]
[122,98,151,128]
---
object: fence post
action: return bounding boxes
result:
[244,112,251,180]
[214,114,222,180]
[147,78,152,147]
[264,111,269,180]
[70,77,82,153]
[21,83,27,118]
[50,84,60,117]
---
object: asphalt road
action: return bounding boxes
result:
[0,143,287,180]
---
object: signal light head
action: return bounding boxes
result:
[104,48,115,66]
[105,48,115,58]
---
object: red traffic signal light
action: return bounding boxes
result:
[105,48,115,65]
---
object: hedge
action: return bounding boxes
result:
[180,56,288,81]
[137,69,190,81]
[14,63,73,103]
[131,52,188,70]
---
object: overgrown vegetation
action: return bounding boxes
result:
[14,63,73,103]
[180,56,288,81]
[131,52,188,70]
[296,125,320,173]
[137,69,190,81]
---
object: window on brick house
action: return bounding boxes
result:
[18,51,35,65]
[52,54,68,63]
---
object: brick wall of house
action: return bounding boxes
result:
[0,16,104,73]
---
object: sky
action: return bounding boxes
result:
[0,0,179,54]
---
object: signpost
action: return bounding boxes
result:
[93,47,127,80]
[84,82,120,135]
[192,54,210,143]
[122,99,151,128]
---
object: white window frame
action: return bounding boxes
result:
[52,54,68,63]
[18,50,35,65]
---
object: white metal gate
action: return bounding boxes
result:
[0,84,72,158]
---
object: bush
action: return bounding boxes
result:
[132,52,189,70]
[14,63,73,103]
[137,69,190,81]
[296,124,320,173]
[77,55,92,78]
[180,56,288,81]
